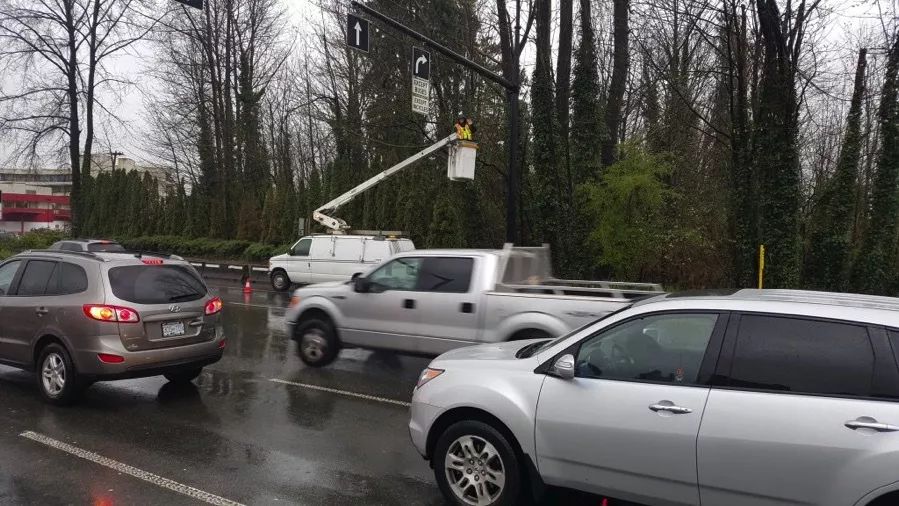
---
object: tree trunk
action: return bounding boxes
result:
[556,0,573,192]
[64,0,82,235]
[601,0,630,168]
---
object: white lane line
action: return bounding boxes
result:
[269,378,411,408]
[252,267,269,272]
[19,431,245,506]
[206,264,220,269]
[225,302,281,310]
[227,266,243,270]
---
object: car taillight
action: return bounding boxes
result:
[205,297,223,315]
[97,353,125,364]
[289,295,301,308]
[83,305,140,323]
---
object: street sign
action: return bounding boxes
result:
[346,14,369,52]
[411,77,429,115]
[412,47,430,80]
[173,0,203,9]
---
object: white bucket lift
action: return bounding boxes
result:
[447,140,477,181]
[313,132,478,232]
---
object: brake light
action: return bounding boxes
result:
[141,258,163,265]
[83,305,141,323]
[97,353,125,364]
[205,297,223,315]
[218,339,226,349]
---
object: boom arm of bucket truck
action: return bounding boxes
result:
[313,131,477,232]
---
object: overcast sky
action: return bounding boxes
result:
[0,0,892,169]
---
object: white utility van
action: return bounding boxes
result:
[268,234,415,290]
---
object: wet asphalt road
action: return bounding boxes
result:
[0,282,601,506]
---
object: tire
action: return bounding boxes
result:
[36,343,85,406]
[295,318,339,367]
[433,420,522,506]
[271,270,291,291]
[164,368,203,384]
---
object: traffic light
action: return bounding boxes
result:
[173,0,202,9]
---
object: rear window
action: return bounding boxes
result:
[88,242,126,252]
[108,265,206,304]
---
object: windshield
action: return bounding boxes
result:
[520,303,635,358]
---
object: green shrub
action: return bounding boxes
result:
[119,235,290,263]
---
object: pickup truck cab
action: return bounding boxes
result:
[268,234,415,290]
[285,245,663,367]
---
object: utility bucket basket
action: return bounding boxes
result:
[447,141,477,181]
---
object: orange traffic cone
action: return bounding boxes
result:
[243,278,252,294]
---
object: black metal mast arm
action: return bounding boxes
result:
[350,1,517,90]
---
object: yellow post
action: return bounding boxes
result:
[758,244,766,289]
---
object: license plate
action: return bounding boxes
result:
[161,321,186,338]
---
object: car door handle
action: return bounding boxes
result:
[35,307,49,316]
[460,302,475,313]
[845,420,899,432]
[403,299,416,309]
[649,404,692,414]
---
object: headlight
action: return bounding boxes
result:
[416,368,444,388]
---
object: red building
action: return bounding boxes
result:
[0,183,71,234]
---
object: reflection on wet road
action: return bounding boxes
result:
[0,282,601,505]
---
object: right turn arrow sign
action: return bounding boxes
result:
[412,47,430,80]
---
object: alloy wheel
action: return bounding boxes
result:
[444,435,506,505]
[41,352,66,396]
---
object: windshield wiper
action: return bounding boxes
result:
[516,340,550,359]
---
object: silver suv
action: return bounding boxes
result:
[0,250,225,404]
[410,289,899,506]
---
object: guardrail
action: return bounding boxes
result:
[187,259,269,285]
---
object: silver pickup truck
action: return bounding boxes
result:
[284,245,663,367]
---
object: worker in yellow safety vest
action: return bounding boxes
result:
[464,117,476,140]
[455,117,468,139]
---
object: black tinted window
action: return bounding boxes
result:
[18,260,57,296]
[108,265,206,304]
[58,262,88,294]
[60,242,82,251]
[728,315,874,397]
[87,242,125,252]
[417,257,474,293]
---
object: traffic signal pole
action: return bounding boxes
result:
[349,1,521,244]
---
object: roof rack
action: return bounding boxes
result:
[22,249,105,261]
[128,250,184,260]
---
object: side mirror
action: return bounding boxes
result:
[351,272,362,281]
[354,276,371,293]
[550,354,576,380]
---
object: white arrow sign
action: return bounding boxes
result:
[415,55,428,75]
[354,22,362,47]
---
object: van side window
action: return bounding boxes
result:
[727,315,874,397]
[60,242,82,252]
[292,238,312,257]
[417,257,474,293]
